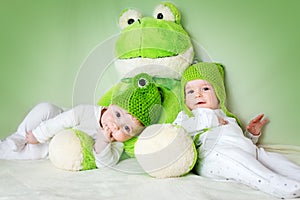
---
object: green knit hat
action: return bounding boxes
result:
[111,73,162,126]
[181,62,241,125]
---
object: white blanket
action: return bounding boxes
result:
[1,144,300,200]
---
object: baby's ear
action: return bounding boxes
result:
[214,63,225,81]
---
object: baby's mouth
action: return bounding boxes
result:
[196,101,205,105]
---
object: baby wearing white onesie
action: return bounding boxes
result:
[174,108,300,199]
[176,62,300,199]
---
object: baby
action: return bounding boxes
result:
[173,62,300,199]
[0,73,162,168]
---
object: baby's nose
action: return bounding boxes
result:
[110,123,119,132]
[195,90,203,97]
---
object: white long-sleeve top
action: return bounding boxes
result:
[173,108,220,137]
[173,108,260,144]
[32,104,124,168]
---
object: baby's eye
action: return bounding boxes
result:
[202,87,210,91]
[115,112,121,118]
[186,90,194,94]
[124,125,131,133]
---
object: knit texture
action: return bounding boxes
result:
[74,129,97,170]
[112,73,162,126]
[181,62,241,125]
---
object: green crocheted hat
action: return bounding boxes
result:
[111,73,162,126]
[181,62,241,125]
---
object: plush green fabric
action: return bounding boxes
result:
[122,136,138,159]
[111,73,162,126]
[74,129,97,170]
[152,77,182,123]
[115,2,191,60]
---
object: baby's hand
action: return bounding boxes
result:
[26,131,39,144]
[247,114,268,136]
[94,130,111,154]
[103,127,114,142]
[218,116,228,125]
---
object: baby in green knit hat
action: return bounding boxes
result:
[1,73,162,169]
[173,62,300,199]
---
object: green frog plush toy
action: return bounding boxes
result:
[49,2,199,178]
[114,2,194,80]
[98,2,194,124]
[97,2,200,178]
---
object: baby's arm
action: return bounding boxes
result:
[93,130,111,154]
[93,131,124,168]
[173,111,189,126]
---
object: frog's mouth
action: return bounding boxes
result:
[115,18,192,60]
[115,46,194,79]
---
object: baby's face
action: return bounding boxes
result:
[100,105,144,142]
[185,79,220,110]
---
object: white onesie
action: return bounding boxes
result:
[174,108,300,199]
[0,102,124,168]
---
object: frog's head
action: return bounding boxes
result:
[112,73,163,126]
[115,2,194,79]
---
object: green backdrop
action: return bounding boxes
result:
[1,0,299,145]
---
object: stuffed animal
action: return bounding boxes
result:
[115,2,194,80]
[98,2,195,123]
[135,124,197,178]
[49,2,200,177]
[49,129,96,171]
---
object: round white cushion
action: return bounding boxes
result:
[49,129,83,171]
[134,124,196,178]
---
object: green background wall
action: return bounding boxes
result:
[1,0,299,145]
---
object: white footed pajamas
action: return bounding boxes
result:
[0,103,63,160]
[0,103,125,167]
[174,108,300,199]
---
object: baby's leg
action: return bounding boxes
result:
[1,103,63,158]
[16,102,64,133]
[257,147,300,182]
[0,142,49,160]
[197,147,300,199]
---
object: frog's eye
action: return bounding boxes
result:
[119,9,142,30]
[138,78,148,88]
[153,3,180,23]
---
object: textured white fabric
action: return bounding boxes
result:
[32,104,101,143]
[49,129,83,171]
[174,109,219,137]
[0,148,299,200]
[245,130,260,144]
[174,108,300,199]
[94,141,124,168]
[0,103,63,160]
[134,124,196,178]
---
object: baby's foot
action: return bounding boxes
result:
[6,137,26,152]
[269,175,300,199]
